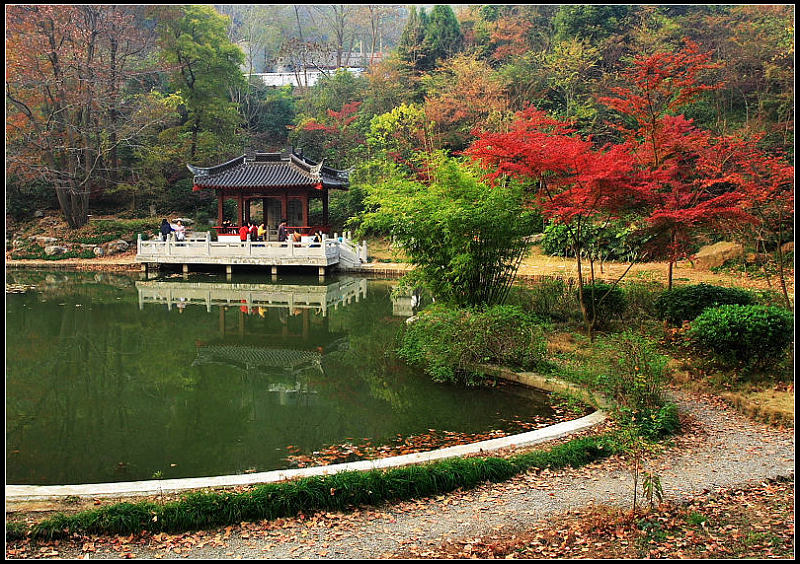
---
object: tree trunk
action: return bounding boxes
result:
[776,211,792,310]
[667,260,674,291]
[55,183,90,229]
[574,224,594,342]
[667,230,677,290]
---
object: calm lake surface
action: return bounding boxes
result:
[6,270,556,486]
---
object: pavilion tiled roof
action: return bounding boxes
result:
[189,151,349,191]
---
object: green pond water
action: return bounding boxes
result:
[6,270,557,486]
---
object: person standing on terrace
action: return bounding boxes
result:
[160,219,173,241]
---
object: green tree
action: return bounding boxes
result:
[158,5,245,161]
[367,102,433,174]
[246,83,296,147]
[541,38,601,122]
[422,5,464,68]
[358,157,538,307]
[553,5,634,44]
[397,6,429,71]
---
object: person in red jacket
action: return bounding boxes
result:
[239,224,249,241]
[249,222,258,241]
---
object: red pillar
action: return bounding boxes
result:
[237,193,244,226]
[217,191,224,225]
[301,194,308,228]
[322,188,329,230]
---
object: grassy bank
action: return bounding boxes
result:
[9,434,622,541]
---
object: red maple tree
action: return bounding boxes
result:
[597,40,762,289]
[708,135,794,306]
[465,39,795,334]
[466,106,655,338]
[293,101,364,169]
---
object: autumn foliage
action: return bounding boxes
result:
[6,5,170,228]
[292,101,365,169]
[468,40,793,298]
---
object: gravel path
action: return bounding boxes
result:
[15,389,792,560]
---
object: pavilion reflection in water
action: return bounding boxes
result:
[135,277,369,406]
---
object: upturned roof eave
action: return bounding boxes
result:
[192,182,349,192]
[187,151,350,191]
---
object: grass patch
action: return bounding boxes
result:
[721,388,794,427]
[68,234,119,245]
[6,520,28,541]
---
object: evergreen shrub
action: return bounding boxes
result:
[655,283,754,326]
[577,282,626,327]
[687,304,794,369]
[397,304,549,386]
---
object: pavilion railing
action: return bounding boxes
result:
[136,231,365,265]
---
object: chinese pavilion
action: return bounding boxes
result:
[188,150,350,235]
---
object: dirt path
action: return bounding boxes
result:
[7,390,793,560]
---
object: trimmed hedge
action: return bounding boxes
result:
[655,283,754,326]
[687,304,794,369]
[25,434,623,540]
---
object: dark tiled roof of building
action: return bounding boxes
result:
[189,151,349,191]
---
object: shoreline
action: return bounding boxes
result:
[6,254,795,295]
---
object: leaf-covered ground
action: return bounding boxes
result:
[393,476,794,559]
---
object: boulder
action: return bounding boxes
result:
[104,239,130,255]
[34,236,59,245]
[44,245,68,256]
[692,241,744,269]
[781,241,793,254]
[745,252,770,264]
[93,246,105,257]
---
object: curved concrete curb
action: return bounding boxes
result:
[6,370,607,502]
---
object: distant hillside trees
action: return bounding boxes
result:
[398,5,463,72]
